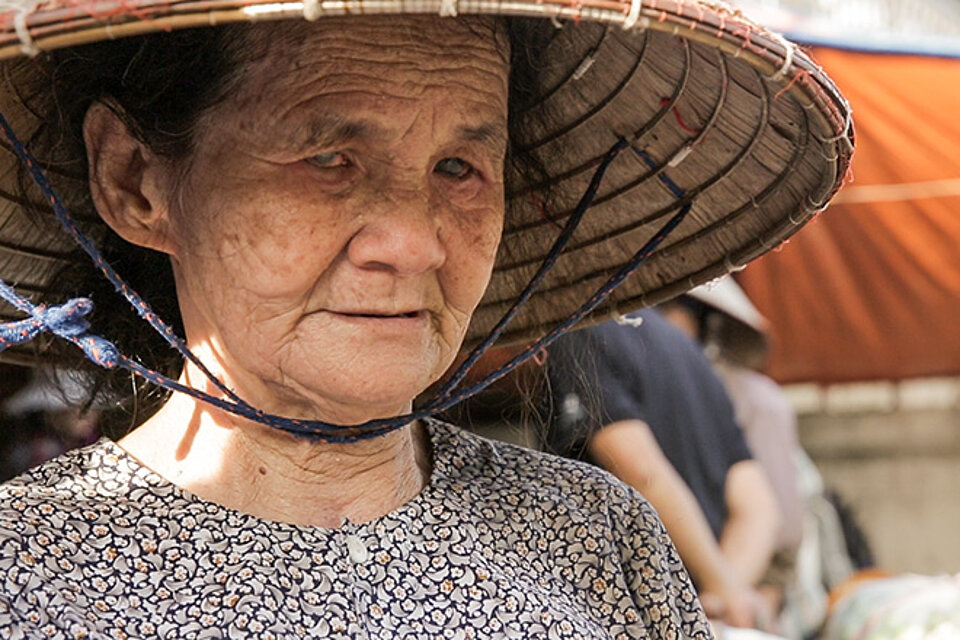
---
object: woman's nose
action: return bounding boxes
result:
[346,190,446,275]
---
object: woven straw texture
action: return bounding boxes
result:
[0,0,853,364]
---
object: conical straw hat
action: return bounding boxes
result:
[0,0,853,365]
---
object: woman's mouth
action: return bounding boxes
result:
[336,310,422,319]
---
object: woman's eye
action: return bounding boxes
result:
[435,157,475,180]
[306,152,350,169]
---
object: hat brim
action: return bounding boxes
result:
[0,0,853,360]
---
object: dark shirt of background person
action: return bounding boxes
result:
[544,308,753,540]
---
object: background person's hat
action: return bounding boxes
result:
[687,275,768,336]
[683,274,771,369]
[0,0,853,364]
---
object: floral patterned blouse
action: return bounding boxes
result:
[0,419,712,639]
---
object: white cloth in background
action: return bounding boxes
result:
[715,363,804,553]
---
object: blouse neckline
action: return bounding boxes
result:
[96,418,457,537]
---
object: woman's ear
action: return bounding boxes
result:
[83,101,179,256]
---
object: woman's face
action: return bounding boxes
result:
[156,18,509,422]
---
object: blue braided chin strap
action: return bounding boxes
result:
[0,110,692,443]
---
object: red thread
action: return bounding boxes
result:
[529,191,564,232]
[735,24,766,56]
[844,162,855,186]
[659,98,701,134]
[532,347,549,366]
[774,69,810,100]
[63,0,164,33]
[564,0,583,23]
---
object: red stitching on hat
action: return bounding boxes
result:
[529,191,564,232]
[774,69,810,100]
[659,98,701,134]
[62,0,165,32]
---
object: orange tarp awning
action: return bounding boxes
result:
[738,47,960,383]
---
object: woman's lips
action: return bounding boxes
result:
[336,310,421,319]
[320,309,430,333]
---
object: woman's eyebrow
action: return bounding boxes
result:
[295,116,506,153]
[297,116,378,151]
[458,122,507,153]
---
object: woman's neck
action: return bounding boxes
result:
[117,390,432,528]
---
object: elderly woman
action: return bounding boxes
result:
[0,0,851,636]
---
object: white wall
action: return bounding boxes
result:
[796,380,960,575]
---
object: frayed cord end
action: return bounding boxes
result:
[75,335,121,369]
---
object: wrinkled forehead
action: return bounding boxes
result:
[231,16,510,97]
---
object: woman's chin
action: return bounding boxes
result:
[267,361,443,425]
[213,329,459,426]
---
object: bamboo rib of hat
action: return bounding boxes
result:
[0,0,853,365]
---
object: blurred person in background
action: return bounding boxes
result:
[665,277,884,639]
[543,308,782,632]
[661,277,805,620]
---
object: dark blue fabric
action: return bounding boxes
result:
[545,308,752,540]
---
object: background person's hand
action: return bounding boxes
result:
[700,583,775,631]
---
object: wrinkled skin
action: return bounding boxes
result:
[147,18,507,424]
[85,17,509,525]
